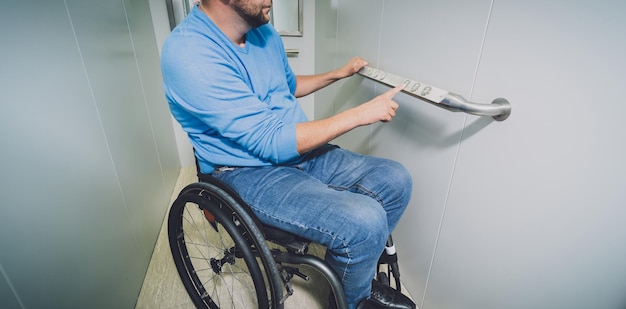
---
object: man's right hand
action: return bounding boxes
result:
[355,84,405,125]
[295,83,405,154]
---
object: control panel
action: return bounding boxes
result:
[357,66,448,103]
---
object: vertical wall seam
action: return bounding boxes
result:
[121,0,169,260]
[0,262,25,309]
[63,0,138,246]
[332,0,340,115]
[374,0,385,77]
[469,0,495,102]
[121,0,168,197]
[368,0,387,154]
[420,1,495,307]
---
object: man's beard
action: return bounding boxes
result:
[230,0,270,28]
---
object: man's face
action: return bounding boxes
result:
[230,0,272,28]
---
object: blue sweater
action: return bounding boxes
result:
[161,6,307,173]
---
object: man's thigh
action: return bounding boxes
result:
[213,164,387,249]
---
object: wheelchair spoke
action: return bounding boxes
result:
[169,183,281,309]
[177,201,263,308]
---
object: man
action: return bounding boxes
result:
[161,1,414,308]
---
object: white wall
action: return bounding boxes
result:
[0,1,180,307]
[280,0,317,120]
[316,1,626,308]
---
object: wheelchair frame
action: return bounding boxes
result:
[168,176,402,309]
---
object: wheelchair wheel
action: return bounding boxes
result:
[168,182,284,308]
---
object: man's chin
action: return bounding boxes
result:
[252,17,270,28]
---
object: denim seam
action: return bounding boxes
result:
[327,184,384,207]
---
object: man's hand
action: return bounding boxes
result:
[295,83,405,154]
[338,57,369,78]
[354,84,405,125]
[295,56,369,98]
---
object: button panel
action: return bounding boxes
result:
[357,66,448,103]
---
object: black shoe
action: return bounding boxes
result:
[369,280,416,309]
[356,298,381,309]
[329,294,378,309]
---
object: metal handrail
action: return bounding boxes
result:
[357,66,511,121]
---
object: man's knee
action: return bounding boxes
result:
[379,160,412,205]
[330,199,388,254]
[388,160,412,189]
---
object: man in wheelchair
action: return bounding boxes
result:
[161,1,415,308]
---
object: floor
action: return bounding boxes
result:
[136,166,413,308]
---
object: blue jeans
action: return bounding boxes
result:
[211,144,412,309]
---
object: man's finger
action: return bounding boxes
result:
[386,84,406,98]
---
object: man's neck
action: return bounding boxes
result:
[198,2,249,47]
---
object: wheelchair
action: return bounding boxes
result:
[168,172,405,309]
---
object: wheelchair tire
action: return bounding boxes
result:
[168,182,284,308]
